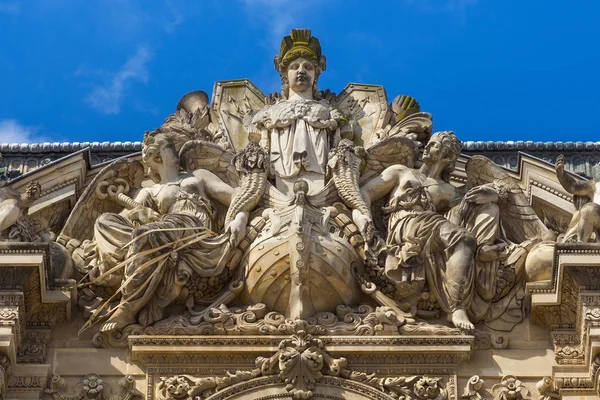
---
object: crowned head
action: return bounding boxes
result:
[275,29,326,99]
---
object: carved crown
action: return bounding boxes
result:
[275,29,326,73]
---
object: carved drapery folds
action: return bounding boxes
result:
[27,30,559,353]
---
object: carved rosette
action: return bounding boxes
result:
[45,374,143,400]
[491,375,530,400]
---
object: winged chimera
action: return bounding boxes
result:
[52,29,556,348]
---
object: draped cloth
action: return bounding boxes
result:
[252,99,342,179]
[110,213,230,327]
[458,202,527,331]
[79,191,233,329]
[385,208,475,314]
[271,119,330,178]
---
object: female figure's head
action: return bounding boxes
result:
[275,29,326,99]
[423,131,462,182]
[142,133,180,182]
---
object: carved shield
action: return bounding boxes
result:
[334,83,388,148]
[211,79,266,152]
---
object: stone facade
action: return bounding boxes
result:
[0,29,598,400]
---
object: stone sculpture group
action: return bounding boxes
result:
[0,29,592,349]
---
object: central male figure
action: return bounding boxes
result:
[354,131,493,330]
[251,29,349,195]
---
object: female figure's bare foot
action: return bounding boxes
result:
[451,309,474,331]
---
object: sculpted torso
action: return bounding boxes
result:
[388,166,457,212]
[136,175,209,214]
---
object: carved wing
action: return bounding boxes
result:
[259,182,293,209]
[360,136,418,183]
[58,156,145,246]
[307,181,342,208]
[465,155,550,243]
[179,140,239,187]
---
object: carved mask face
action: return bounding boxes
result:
[286,57,316,94]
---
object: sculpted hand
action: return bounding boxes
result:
[352,210,374,242]
[465,185,499,205]
[226,212,248,247]
[125,206,160,224]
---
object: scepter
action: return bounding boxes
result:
[95,178,141,209]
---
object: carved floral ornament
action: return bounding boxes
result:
[461,375,561,400]
[491,376,530,400]
[155,322,449,400]
[45,373,143,400]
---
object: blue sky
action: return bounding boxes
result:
[1,0,599,144]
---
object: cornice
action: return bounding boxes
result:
[3,140,600,154]
[462,140,600,152]
[0,141,142,153]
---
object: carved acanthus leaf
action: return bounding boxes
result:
[154,323,452,400]
[0,353,11,397]
[462,375,487,400]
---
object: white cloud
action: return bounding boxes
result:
[444,0,478,12]
[240,0,320,49]
[0,120,47,144]
[403,0,477,13]
[0,2,20,14]
[82,47,153,115]
[98,0,188,38]
[164,0,185,34]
